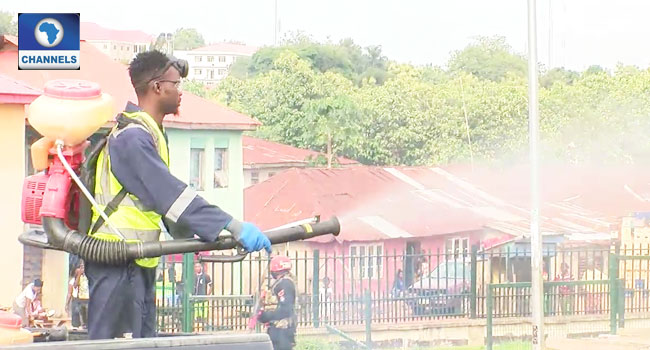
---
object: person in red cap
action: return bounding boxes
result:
[259,256,297,350]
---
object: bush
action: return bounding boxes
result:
[295,337,340,350]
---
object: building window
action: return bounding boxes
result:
[213,148,229,188]
[194,69,202,76]
[190,148,205,191]
[103,44,107,49]
[218,69,227,76]
[445,237,469,259]
[219,56,226,62]
[350,244,383,279]
[113,45,116,50]
[208,70,214,79]
[268,172,276,178]
[207,56,214,62]
[251,172,259,185]
[195,56,203,62]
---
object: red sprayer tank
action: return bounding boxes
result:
[21,79,113,228]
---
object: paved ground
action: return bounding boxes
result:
[546,328,650,350]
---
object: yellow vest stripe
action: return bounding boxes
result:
[90,110,169,268]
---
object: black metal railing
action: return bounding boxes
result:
[154,243,650,332]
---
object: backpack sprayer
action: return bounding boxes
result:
[19,79,340,265]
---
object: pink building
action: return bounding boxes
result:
[245,164,650,296]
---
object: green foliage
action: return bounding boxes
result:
[0,11,17,36]
[295,337,340,350]
[540,67,579,88]
[540,65,650,164]
[173,28,205,50]
[187,35,650,167]
[448,36,527,81]
[244,37,388,86]
[182,80,210,98]
[584,65,607,75]
[217,51,362,162]
[229,56,252,79]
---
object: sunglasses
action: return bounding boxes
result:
[156,79,183,92]
[142,58,189,87]
[156,59,189,80]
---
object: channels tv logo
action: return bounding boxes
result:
[18,13,80,70]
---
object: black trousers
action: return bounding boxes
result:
[86,261,156,339]
[268,326,296,350]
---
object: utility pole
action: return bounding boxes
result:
[548,0,553,68]
[527,0,544,349]
[274,0,278,45]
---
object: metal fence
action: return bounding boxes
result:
[154,243,650,334]
[485,280,614,350]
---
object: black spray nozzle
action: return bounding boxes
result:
[22,216,340,265]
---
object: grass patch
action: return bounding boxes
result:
[295,337,341,350]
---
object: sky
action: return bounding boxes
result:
[4,0,650,71]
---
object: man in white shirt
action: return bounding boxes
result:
[13,279,43,327]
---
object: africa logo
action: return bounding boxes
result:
[34,18,64,48]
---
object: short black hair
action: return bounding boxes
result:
[128,51,170,97]
[33,278,43,287]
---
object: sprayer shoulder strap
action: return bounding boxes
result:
[89,188,127,235]
[89,114,148,235]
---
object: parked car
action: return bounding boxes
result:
[406,261,471,316]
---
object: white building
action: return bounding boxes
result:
[81,22,153,63]
[174,43,258,86]
[242,136,359,188]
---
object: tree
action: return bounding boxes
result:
[228,56,252,79]
[584,65,607,75]
[448,36,527,81]
[241,37,389,86]
[279,30,313,46]
[213,34,650,167]
[540,67,579,88]
[173,28,205,51]
[302,72,362,167]
[540,67,650,164]
[182,80,210,98]
[217,52,364,163]
[365,45,387,69]
[419,65,449,84]
[152,34,172,53]
[0,11,17,36]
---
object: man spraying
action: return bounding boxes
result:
[85,50,271,339]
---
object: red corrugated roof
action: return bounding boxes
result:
[0,74,40,104]
[192,43,258,55]
[81,22,153,44]
[245,165,650,243]
[0,37,259,130]
[245,167,492,243]
[442,164,650,217]
[1,35,18,47]
[242,136,359,167]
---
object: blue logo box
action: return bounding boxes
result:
[18,13,80,70]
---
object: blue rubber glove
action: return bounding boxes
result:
[226,219,272,253]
